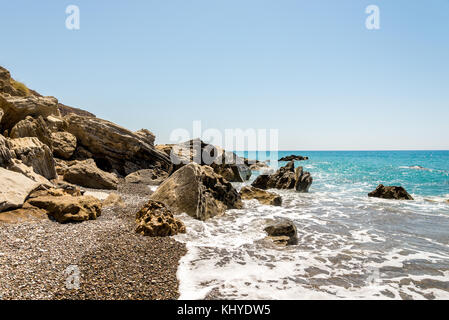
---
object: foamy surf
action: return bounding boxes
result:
[174,153,449,300]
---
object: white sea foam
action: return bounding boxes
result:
[175,182,449,300]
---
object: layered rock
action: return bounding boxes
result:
[27,188,102,223]
[7,159,53,186]
[65,114,171,175]
[0,94,60,132]
[157,139,251,182]
[368,184,414,200]
[0,167,42,212]
[8,137,57,180]
[51,131,77,159]
[264,219,298,246]
[240,186,282,206]
[0,134,13,167]
[135,200,186,237]
[252,161,313,193]
[124,168,168,185]
[62,159,118,190]
[9,116,52,147]
[150,163,243,221]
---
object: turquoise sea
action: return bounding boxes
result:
[174,151,449,300]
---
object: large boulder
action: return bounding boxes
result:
[150,163,243,221]
[51,131,77,159]
[124,168,168,185]
[65,114,170,175]
[135,200,186,237]
[9,116,52,147]
[368,184,414,200]
[7,159,53,186]
[0,167,42,212]
[27,192,102,223]
[252,161,313,193]
[157,139,251,182]
[8,137,57,180]
[62,159,118,190]
[264,219,298,246]
[0,94,60,132]
[240,186,282,206]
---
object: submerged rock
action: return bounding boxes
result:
[264,219,298,246]
[368,184,414,200]
[240,186,282,206]
[150,162,243,221]
[251,161,313,192]
[135,200,186,237]
[279,155,309,161]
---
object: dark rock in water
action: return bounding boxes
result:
[294,166,313,193]
[368,184,414,200]
[252,174,271,190]
[251,161,313,192]
[264,219,298,246]
[279,155,309,161]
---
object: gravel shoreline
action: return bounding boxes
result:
[0,183,187,300]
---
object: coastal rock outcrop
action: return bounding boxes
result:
[240,186,282,206]
[0,167,42,212]
[251,161,313,192]
[65,114,171,175]
[135,200,186,237]
[264,219,298,246]
[62,159,118,190]
[9,115,52,147]
[124,168,168,185]
[279,155,309,161]
[0,134,13,167]
[368,184,414,200]
[0,94,60,132]
[8,137,57,180]
[150,163,243,221]
[156,139,251,182]
[51,131,77,159]
[27,188,102,223]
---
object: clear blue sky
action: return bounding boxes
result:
[1,0,448,150]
